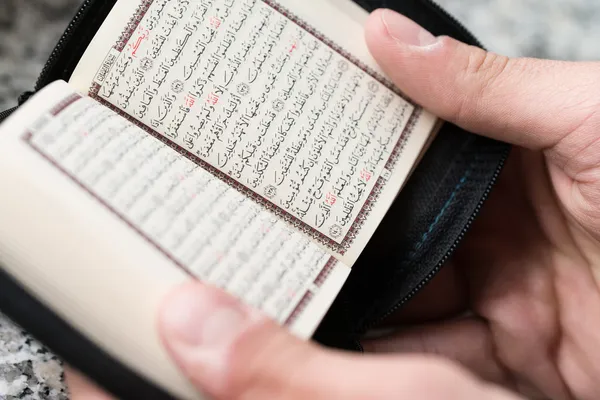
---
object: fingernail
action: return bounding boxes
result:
[381,9,437,46]
[161,285,250,373]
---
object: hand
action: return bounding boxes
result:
[68,9,600,400]
[66,283,519,400]
[361,8,600,400]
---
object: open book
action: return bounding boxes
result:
[0,0,439,398]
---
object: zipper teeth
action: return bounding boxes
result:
[354,0,492,335]
[31,0,499,340]
[364,148,509,330]
[34,0,94,91]
[0,107,17,123]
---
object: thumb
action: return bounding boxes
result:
[158,283,522,400]
[365,9,600,154]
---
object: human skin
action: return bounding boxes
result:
[68,9,600,400]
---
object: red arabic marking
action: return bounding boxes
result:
[127,26,150,58]
[210,16,222,29]
[184,95,196,108]
[360,169,372,183]
[325,192,337,206]
[207,93,220,105]
[289,41,298,54]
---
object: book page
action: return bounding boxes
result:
[0,80,349,400]
[70,0,439,265]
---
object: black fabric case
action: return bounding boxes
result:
[0,0,510,398]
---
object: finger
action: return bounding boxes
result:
[364,9,600,153]
[158,283,522,400]
[362,317,513,388]
[377,261,468,327]
[64,367,113,400]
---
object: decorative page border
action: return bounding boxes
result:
[49,93,83,116]
[22,94,339,329]
[314,257,337,288]
[22,96,190,278]
[89,0,423,255]
[284,291,314,327]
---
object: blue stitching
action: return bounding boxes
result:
[356,167,475,331]
[410,168,472,255]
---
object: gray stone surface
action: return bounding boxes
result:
[1,1,81,397]
[1,0,600,398]
[438,0,600,60]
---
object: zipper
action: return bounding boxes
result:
[0,107,17,123]
[0,91,36,124]
[28,0,504,344]
[7,1,95,122]
[34,0,95,91]
[350,0,493,344]
[357,147,509,343]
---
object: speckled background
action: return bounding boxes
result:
[1,0,600,398]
